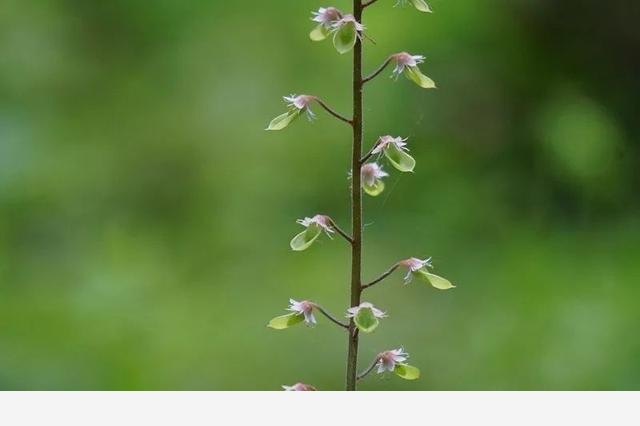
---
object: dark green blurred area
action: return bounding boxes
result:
[1,0,639,390]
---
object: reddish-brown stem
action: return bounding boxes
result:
[363,0,381,8]
[345,0,364,392]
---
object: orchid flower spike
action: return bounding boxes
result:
[395,0,433,13]
[331,14,365,55]
[287,299,317,325]
[290,214,334,251]
[400,257,456,290]
[282,383,317,391]
[376,348,421,380]
[391,52,436,89]
[372,135,416,172]
[310,7,343,41]
[360,162,389,196]
[266,94,317,131]
[346,302,387,333]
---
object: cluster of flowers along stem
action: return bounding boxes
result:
[266,0,455,391]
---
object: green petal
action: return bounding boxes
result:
[384,143,416,172]
[354,307,379,333]
[363,179,385,197]
[404,66,436,89]
[310,24,330,41]
[268,312,305,330]
[411,0,432,13]
[333,22,357,55]
[266,109,302,131]
[290,223,323,251]
[414,269,456,290]
[394,364,421,380]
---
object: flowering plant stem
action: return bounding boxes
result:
[346,0,365,392]
[268,0,451,392]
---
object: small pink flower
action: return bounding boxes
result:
[282,382,317,391]
[377,348,409,374]
[288,299,317,325]
[371,135,409,155]
[297,214,334,236]
[399,257,433,284]
[284,94,317,120]
[312,7,343,27]
[391,52,426,79]
[360,163,388,187]
[346,302,387,319]
[332,14,365,35]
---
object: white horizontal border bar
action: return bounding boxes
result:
[0,391,638,426]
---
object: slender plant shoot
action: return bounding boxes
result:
[266,0,456,391]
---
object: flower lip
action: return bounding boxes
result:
[371,135,409,155]
[296,214,334,234]
[312,7,343,25]
[376,348,409,373]
[361,163,388,187]
[346,301,387,319]
[282,382,317,391]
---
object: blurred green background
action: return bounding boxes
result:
[1,0,639,390]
